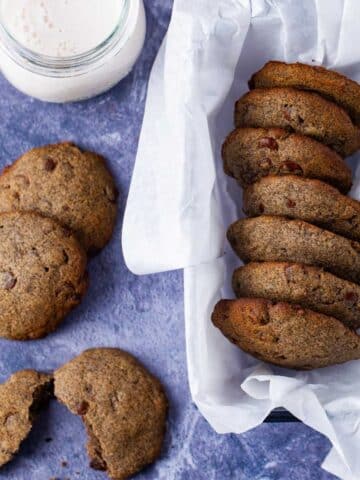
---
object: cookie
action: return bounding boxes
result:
[233,262,360,330]
[222,127,352,192]
[212,298,360,369]
[54,348,168,480]
[249,61,360,125]
[0,211,88,340]
[227,216,360,284]
[244,175,360,241]
[234,88,360,156]
[0,142,118,253]
[0,370,53,467]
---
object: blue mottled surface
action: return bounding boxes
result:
[0,1,337,479]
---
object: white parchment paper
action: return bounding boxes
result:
[122,1,360,478]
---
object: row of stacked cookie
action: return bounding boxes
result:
[0,142,117,340]
[212,61,360,370]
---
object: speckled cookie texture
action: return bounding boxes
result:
[227,216,360,284]
[54,348,168,480]
[0,370,53,467]
[249,61,360,125]
[0,142,118,254]
[234,87,360,156]
[243,175,360,241]
[0,211,88,340]
[222,127,352,192]
[233,262,360,330]
[212,298,360,369]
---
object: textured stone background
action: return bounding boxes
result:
[0,1,338,479]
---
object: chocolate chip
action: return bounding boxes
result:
[44,157,57,172]
[258,203,265,213]
[0,271,17,290]
[258,137,278,150]
[76,400,89,415]
[344,291,358,303]
[286,199,296,208]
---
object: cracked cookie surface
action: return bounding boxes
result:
[0,142,118,253]
[0,370,53,467]
[54,348,167,480]
[0,211,88,340]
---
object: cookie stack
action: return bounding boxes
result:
[212,61,360,370]
[0,142,117,340]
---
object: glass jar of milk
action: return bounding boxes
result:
[0,0,146,102]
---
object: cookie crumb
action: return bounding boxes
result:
[61,460,68,467]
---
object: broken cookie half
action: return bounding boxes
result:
[54,348,168,480]
[0,369,53,467]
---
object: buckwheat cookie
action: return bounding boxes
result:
[0,370,53,467]
[222,127,352,192]
[0,142,118,254]
[234,88,360,156]
[244,175,360,241]
[233,262,360,330]
[249,61,360,125]
[54,348,168,480]
[0,211,88,340]
[227,216,360,284]
[212,298,360,369]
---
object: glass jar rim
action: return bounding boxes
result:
[0,0,132,77]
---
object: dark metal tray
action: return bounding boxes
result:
[265,408,300,423]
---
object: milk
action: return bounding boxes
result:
[1,0,124,56]
[0,0,146,102]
